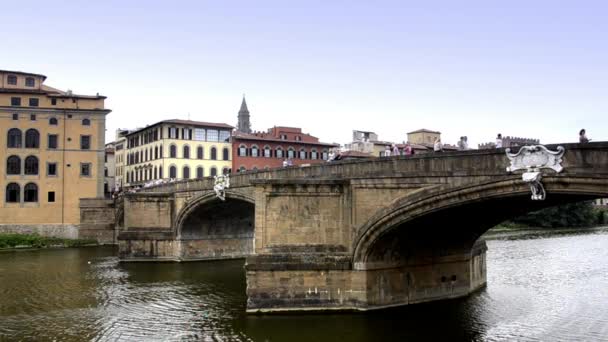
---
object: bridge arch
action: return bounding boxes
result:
[175,190,256,260]
[353,176,608,267]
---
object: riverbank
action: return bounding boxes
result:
[484,225,608,240]
[0,233,98,250]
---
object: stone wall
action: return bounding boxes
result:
[79,198,116,244]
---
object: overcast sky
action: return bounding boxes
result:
[4,0,607,147]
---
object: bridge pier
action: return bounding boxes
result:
[245,240,487,312]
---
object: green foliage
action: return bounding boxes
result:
[511,201,599,228]
[0,234,97,249]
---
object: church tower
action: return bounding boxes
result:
[237,96,252,133]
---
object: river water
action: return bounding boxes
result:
[1,229,608,341]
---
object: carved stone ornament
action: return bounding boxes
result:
[213,174,230,201]
[505,145,565,201]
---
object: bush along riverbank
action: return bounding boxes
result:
[0,234,98,250]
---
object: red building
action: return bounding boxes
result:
[232,126,338,172]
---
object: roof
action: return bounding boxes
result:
[0,69,47,81]
[0,83,107,99]
[341,151,375,158]
[125,119,234,137]
[233,131,339,147]
[408,128,441,134]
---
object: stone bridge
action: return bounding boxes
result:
[116,142,608,313]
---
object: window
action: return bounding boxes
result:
[252,166,258,172]
[159,167,163,179]
[207,130,219,142]
[169,127,178,139]
[223,148,229,160]
[48,191,55,203]
[276,147,284,158]
[311,149,318,160]
[51,98,57,106]
[251,145,259,157]
[239,145,247,156]
[7,128,22,148]
[7,75,17,85]
[219,130,230,142]
[49,117,58,125]
[223,167,230,175]
[197,146,203,159]
[196,167,204,179]
[25,77,35,87]
[154,146,159,159]
[25,129,40,148]
[47,162,57,176]
[210,147,217,160]
[159,144,163,158]
[80,135,91,150]
[24,183,38,202]
[82,118,91,126]
[169,166,177,178]
[80,163,91,177]
[6,183,20,203]
[194,128,205,141]
[239,166,246,172]
[48,134,58,149]
[182,129,191,140]
[154,167,158,179]
[144,149,148,161]
[24,156,38,175]
[29,98,39,107]
[7,156,20,175]
[264,146,271,158]
[322,149,329,160]
[11,97,21,106]
[183,166,190,179]
[170,145,177,158]
[296,136,302,141]
[12,113,18,120]
[280,134,287,140]
[30,114,36,121]
[288,147,295,159]
[104,167,108,177]
[183,145,190,159]
[299,149,306,159]
[210,167,217,177]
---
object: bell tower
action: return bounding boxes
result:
[237,96,251,133]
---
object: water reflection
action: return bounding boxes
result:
[1,229,608,341]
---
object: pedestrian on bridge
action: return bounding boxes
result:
[496,134,503,148]
[579,129,590,143]
[434,138,443,152]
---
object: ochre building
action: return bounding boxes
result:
[123,119,233,186]
[0,70,110,236]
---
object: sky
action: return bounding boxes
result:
[3,0,607,147]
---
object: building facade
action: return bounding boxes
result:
[232,126,337,171]
[478,136,540,149]
[124,120,233,186]
[104,143,115,197]
[0,69,110,235]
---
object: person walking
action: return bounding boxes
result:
[384,145,391,157]
[392,144,400,156]
[404,142,413,156]
[495,134,503,148]
[434,138,443,152]
[579,129,590,143]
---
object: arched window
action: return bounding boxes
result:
[299,148,307,159]
[159,167,163,179]
[7,128,22,148]
[82,118,91,126]
[7,155,20,175]
[252,166,258,172]
[154,166,158,179]
[322,149,329,160]
[222,167,230,175]
[210,147,217,160]
[126,172,130,183]
[145,149,148,161]
[197,146,204,159]
[238,144,247,157]
[24,183,38,202]
[154,146,158,159]
[25,129,39,148]
[169,166,177,179]
[6,183,20,202]
[183,145,190,159]
[24,156,38,175]
[251,145,259,157]
[170,145,177,158]
[183,166,190,179]
[287,147,295,159]
[239,166,246,172]
[196,167,204,179]
[223,148,229,160]
[264,146,271,158]
[276,147,284,159]
[49,117,58,125]
[210,167,218,177]
[311,149,318,160]
[159,144,163,158]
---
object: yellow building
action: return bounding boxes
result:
[124,120,233,186]
[111,129,129,190]
[0,69,110,236]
